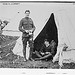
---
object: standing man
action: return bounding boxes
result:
[19,10,35,61]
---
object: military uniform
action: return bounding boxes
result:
[40,40,56,56]
[19,17,35,60]
[34,40,56,60]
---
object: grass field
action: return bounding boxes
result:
[0,35,75,69]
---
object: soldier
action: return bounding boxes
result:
[34,39,56,61]
[19,10,36,61]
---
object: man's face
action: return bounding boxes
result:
[44,41,50,46]
[25,12,30,17]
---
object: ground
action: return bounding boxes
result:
[0,35,75,69]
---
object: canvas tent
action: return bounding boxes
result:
[1,3,75,64]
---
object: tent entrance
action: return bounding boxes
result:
[34,13,58,53]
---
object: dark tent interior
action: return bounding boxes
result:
[34,13,58,56]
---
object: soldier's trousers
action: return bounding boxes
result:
[22,35,34,60]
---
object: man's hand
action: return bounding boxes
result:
[45,52,52,55]
[25,30,32,33]
[41,52,45,55]
[25,30,29,33]
[25,30,33,35]
[45,52,50,54]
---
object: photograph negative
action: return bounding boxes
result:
[0,1,75,69]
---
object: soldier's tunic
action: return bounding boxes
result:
[19,17,35,60]
[34,40,56,60]
[40,40,56,56]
